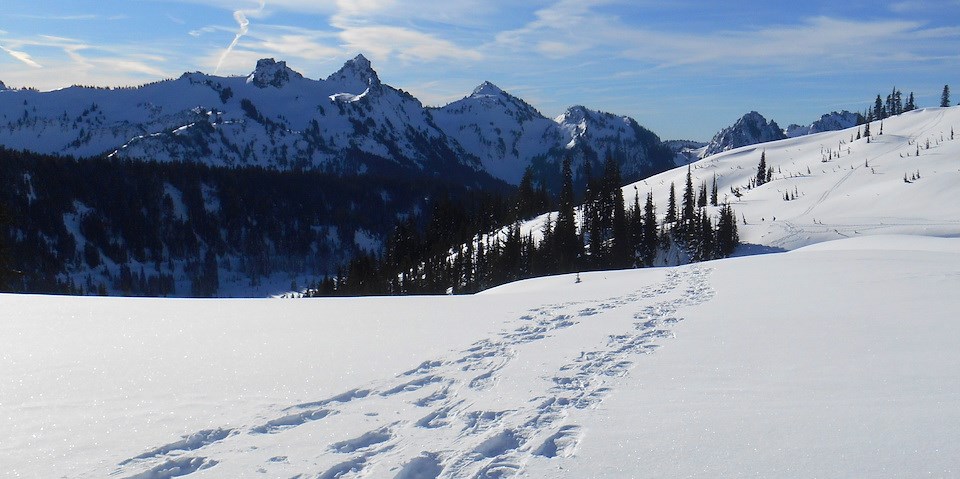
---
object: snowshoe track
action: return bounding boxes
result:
[111,266,714,479]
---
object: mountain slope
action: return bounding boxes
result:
[3,234,958,478]
[430,82,560,184]
[431,86,674,188]
[627,106,960,252]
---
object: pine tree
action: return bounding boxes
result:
[697,209,713,262]
[681,165,695,227]
[697,182,707,208]
[641,192,658,266]
[710,173,718,206]
[555,157,579,273]
[516,167,537,220]
[905,92,916,112]
[606,156,629,269]
[756,151,767,186]
[941,85,951,108]
[715,203,739,257]
[874,94,885,120]
[0,201,12,290]
[665,182,677,223]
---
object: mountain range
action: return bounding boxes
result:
[0,55,673,189]
[701,110,863,158]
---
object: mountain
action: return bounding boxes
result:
[0,57,673,188]
[550,106,674,185]
[704,110,867,158]
[0,55,484,182]
[431,85,674,188]
[785,110,862,138]
[701,111,786,158]
[430,81,559,184]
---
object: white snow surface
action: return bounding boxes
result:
[3,107,960,478]
[628,106,960,252]
[3,235,959,478]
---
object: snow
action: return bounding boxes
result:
[3,235,958,478]
[3,104,960,479]
[629,106,960,252]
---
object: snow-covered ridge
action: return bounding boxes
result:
[0,54,469,177]
[627,106,960,252]
[705,110,865,158]
[0,57,672,186]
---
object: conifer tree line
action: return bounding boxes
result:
[0,147,511,296]
[861,84,955,124]
[312,156,739,296]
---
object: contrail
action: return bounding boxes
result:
[1,44,43,68]
[214,0,265,74]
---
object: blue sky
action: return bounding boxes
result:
[1,0,958,140]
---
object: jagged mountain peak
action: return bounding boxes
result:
[785,110,862,138]
[702,111,786,158]
[555,105,592,125]
[471,81,505,97]
[247,58,303,88]
[326,54,381,93]
[0,80,7,91]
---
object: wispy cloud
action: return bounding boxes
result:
[0,44,43,68]
[497,1,960,74]
[329,0,485,63]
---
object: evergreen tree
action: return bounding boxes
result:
[756,151,767,186]
[715,203,739,257]
[874,94,885,119]
[516,167,537,220]
[681,165,696,227]
[555,157,579,273]
[696,209,713,262]
[665,182,677,223]
[941,85,951,108]
[697,182,708,208]
[0,201,13,290]
[905,92,916,112]
[710,173,718,206]
[641,192,658,266]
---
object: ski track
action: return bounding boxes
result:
[111,266,715,479]
[768,109,952,250]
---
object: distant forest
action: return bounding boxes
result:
[0,145,740,297]
[0,147,512,295]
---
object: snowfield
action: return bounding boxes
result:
[3,107,960,478]
[3,235,959,478]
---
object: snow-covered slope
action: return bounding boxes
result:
[3,234,958,478]
[0,56,479,176]
[630,106,960,251]
[430,82,560,184]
